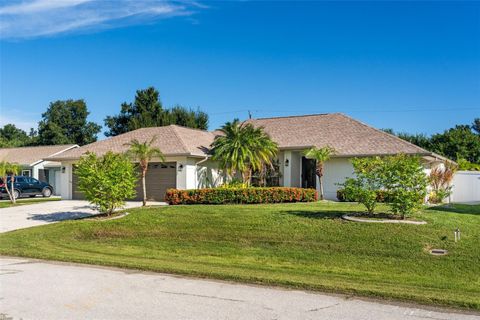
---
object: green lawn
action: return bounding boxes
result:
[0,202,479,310]
[0,197,60,208]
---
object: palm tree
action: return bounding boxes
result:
[125,136,165,206]
[304,146,335,200]
[211,119,278,184]
[0,161,13,202]
[8,163,21,203]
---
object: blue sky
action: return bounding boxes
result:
[1,0,479,138]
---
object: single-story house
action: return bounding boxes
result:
[0,144,79,195]
[48,113,448,201]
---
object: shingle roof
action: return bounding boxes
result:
[49,125,216,160]
[48,113,431,161]
[0,144,78,166]
[245,113,430,156]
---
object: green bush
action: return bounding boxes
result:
[337,188,394,203]
[75,151,137,214]
[165,187,317,205]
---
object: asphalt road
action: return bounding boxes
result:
[1,257,478,320]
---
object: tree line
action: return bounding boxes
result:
[0,87,208,147]
[382,118,480,169]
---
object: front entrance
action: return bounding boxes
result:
[301,157,316,189]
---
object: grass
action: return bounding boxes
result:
[0,202,479,310]
[0,197,60,208]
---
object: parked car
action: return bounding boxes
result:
[0,176,54,199]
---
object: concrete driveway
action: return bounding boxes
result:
[0,200,165,233]
[0,257,478,320]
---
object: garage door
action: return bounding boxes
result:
[72,162,176,201]
[72,168,85,200]
[135,162,176,201]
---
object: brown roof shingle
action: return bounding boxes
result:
[49,113,431,161]
[50,125,216,160]
[0,144,78,166]
[246,113,429,156]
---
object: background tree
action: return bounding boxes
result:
[473,118,480,135]
[104,87,208,136]
[0,124,32,147]
[211,119,277,184]
[303,146,335,200]
[383,119,480,165]
[125,137,165,206]
[75,152,137,215]
[37,99,101,146]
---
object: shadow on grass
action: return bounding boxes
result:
[426,204,480,215]
[27,212,94,222]
[283,210,346,219]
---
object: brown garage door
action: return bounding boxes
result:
[135,162,176,201]
[72,168,85,200]
[72,162,176,201]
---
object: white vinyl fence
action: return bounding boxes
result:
[450,171,480,203]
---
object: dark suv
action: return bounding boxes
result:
[0,176,54,200]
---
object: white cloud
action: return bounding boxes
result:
[0,0,202,39]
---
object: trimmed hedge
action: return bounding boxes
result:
[337,188,394,203]
[165,187,318,205]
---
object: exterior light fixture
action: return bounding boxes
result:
[285,159,289,167]
[61,167,66,173]
[178,164,184,171]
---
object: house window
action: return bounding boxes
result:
[22,169,31,177]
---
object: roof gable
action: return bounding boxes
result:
[0,144,78,166]
[50,125,216,160]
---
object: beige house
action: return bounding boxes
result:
[0,144,79,195]
[49,113,447,201]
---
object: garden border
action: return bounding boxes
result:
[342,214,427,225]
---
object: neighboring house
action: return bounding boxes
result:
[0,144,79,195]
[49,113,448,201]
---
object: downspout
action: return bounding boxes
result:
[195,156,209,189]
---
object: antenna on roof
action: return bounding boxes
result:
[248,110,252,119]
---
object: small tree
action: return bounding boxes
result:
[342,157,384,215]
[0,161,13,203]
[124,136,165,206]
[428,161,457,203]
[304,146,335,200]
[7,163,21,204]
[75,152,137,215]
[381,154,428,219]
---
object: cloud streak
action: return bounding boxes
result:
[0,0,201,39]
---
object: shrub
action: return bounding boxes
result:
[428,161,457,204]
[337,188,394,203]
[338,157,385,215]
[165,187,317,205]
[75,151,137,214]
[381,154,428,219]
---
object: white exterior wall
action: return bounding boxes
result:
[59,162,73,199]
[196,159,224,188]
[290,151,301,188]
[322,158,354,200]
[451,171,480,203]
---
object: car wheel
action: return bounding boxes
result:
[42,188,52,198]
[13,189,20,199]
